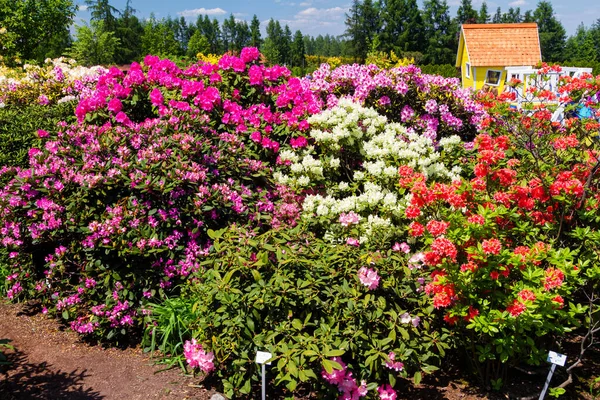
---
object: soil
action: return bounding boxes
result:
[0,300,598,400]
[0,301,216,400]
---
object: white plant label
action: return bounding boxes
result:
[255,351,272,365]
[547,351,566,366]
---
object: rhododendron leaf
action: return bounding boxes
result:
[324,349,345,357]
[413,371,422,385]
[322,358,342,374]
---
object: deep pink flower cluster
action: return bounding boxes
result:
[183,339,215,374]
[321,357,368,400]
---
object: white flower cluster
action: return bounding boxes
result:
[277,99,463,243]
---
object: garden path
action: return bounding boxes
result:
[0,301,215,400]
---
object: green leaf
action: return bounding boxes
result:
[414,371,422,385]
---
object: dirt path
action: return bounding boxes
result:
[0,302,218,400]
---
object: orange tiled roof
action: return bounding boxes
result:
[461,23,541,67]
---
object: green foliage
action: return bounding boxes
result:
[0,102,76,172]
[186,31,210,58]
[68,21,121,66]
[147,225,448,398]
[534,1,567,62]
[419,64,459,78]
[0,0,77,63]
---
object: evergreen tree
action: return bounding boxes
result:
[141,15,181,58]
[344,0,381,61]
[591,19,600,62]
[478,1,490,24]
[564,23,597,63]
[381,0,425,54]
[250,15,262,48]
[85,0,120,33]
[114,0,143,63]
[222,14,236,51]
[263,19,284,64]
[281,25,293,64]
[523,10,534,23]
[502,7,522,23]
[534,1,566,61]
[291,30,305,67]
[345,0,366,60]
[422,0,457,64]
[492,7,502,23]
[234,20,251,51]
[456,0,478,24]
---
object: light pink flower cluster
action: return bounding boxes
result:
[183,339,215,374]
[358,266,380,290]
[339,212,360,227]
[377,384,397,400]
[321,357,368,400]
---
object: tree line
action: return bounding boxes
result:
[1,0,599,70]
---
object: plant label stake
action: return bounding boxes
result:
[538,351,566,400]
[256,351,272,400]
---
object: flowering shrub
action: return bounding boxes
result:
[307,62,487,141]
[0,48,322,341]
[167,225,447,398]
[4,47,600,397]
[276,99,464,246]
[0,57,106,107]
[405,69,600,386]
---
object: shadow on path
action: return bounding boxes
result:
[0,348,103,400]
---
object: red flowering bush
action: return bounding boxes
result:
[404,68,600,387]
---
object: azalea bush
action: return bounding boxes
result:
[307,62,487,142]
[145,224,448,399]
[0,48,321,341]
[407,68,600,388]
[0,57,106,107]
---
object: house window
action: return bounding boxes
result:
[465,62,471,78]
[485,70,502,86]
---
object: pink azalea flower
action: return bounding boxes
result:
[358,267,380,290]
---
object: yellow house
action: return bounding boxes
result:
[456,23,542,93]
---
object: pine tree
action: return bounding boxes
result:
[85,0,120,33]
[250,15,262,48]
[564,23,597,63]
[114,0,143,63]
[291,30,305,67]
[492,7,502,23]
[422,0,457,64]
[344,0,367,60]
[456,0,478,24]
[534,1,566,62]
[381,0,425,54]
[478,1,490,24]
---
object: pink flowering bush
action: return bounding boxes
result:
[307,62,487,142]
[0,48,321,340]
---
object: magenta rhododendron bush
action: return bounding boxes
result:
[2,49,600,398]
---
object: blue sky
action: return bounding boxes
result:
[75,0,599,37]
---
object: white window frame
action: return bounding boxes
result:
[484,69,503,86]
[465,62,471,78]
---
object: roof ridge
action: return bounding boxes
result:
[462,23,538,29]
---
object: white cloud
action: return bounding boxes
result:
[297,7,346,20]
[177,7,227,17]
[78,5,88,11]
[508,0,527,6]
[276,6,348,35]
[299,1,312,5]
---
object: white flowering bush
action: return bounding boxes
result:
[276,99,464,244]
